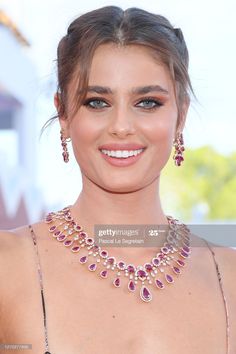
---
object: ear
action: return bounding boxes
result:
[54,92,70,136]
[176,97,190,134]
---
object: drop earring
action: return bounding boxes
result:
[60,129,71,163]
[173,132,185,166]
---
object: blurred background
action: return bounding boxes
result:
[0,0,235,237]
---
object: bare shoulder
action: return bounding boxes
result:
[0,221,48,297]
[0,223,34,248]
[0,219,48,242]
[206,240,236,271]
[0,220,48,269]
[191,233,236,278]
[191,234,236,303]
[208,241,236,281]
[0,226,27,253]
[207,241,236,329]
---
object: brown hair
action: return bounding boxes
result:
[40,6,195,136]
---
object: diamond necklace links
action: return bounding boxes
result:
[45,205,191,303]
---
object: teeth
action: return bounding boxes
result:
[101,149,144,158]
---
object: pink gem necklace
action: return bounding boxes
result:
[45,205,191,303]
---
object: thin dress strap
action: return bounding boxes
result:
[201,237,230,354]
[28,225,51,354]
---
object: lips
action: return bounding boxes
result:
[98,143,146,151]
[100,148,145,167]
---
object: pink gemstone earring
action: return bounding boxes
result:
[60,129,71,163]
[173,132,185,166]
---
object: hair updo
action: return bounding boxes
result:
[41,6,194,135]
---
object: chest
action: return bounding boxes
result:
[7,254,228,354]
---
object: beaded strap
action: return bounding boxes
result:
[28,225,51,354]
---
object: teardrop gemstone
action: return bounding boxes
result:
[165,274,174,283]
[182,245,191,253]
[155,279,164,289]
[100,270,108,278]
[180,250,189,258]
[57,234,67,242]
[176,259,185,267]
[172,266,181,274]
[113,277,120,287]
[71,246,80,253]
[140,285,152,302]
[128,280,136,292]
[53,230,61,237]
[88,263,97,271]
[63,239,73,247]
[49,225,57,232]
[79,256,88,264]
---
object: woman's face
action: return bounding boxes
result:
[57,43,188,192]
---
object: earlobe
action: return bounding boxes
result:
[54,92,60,112]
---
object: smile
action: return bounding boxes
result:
[99,148,146,167]
[100,148,145,158]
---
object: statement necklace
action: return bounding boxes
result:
[45,205,191,303]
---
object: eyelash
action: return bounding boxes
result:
[82,97,164,111]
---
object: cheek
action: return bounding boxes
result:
[141,110,177,147]
[70,115,102,150]
[69,114,104,169]
[140,110,177,169]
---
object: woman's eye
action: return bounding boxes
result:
[83,99,108,109]
[136,99,163,110]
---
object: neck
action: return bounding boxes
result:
[70,176,170,265]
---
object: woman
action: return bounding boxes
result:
[0,6,235,354]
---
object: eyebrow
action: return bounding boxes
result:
[86,85,169,95]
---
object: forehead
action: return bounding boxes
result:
[87,43,174,94]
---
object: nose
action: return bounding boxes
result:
[107,105,136,138]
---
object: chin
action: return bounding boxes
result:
[100,181,144,194]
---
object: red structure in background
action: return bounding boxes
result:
[0,186,46,230]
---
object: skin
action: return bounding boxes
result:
[55,43,189,265]
[1,43,236,354]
